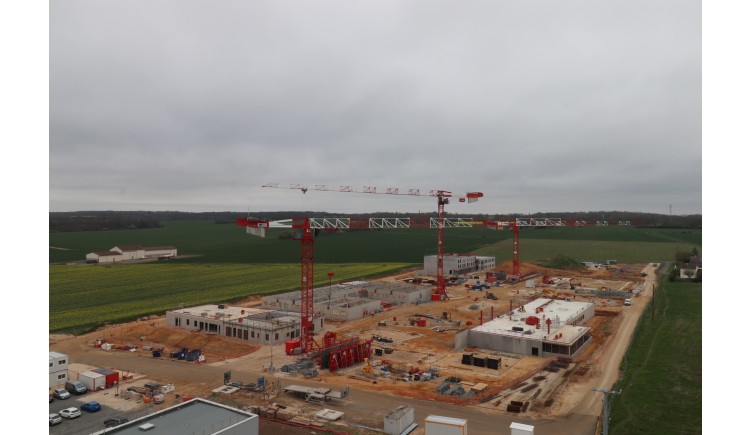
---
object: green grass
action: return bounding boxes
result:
[49,262,411,333]
[609,275,702,434]
[49,220,494,264]
[49,221,702,334]
[475,238,700,264]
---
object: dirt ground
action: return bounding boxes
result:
[50,261,655,422]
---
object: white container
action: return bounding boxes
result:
[384,406,414,435]
[510,422,535,435]
[79,371,106,391]
[424,415,467,435]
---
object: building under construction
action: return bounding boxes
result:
[166,304,324,346]
[466,298,595,358]
[423,253,496,276]
[261,281,434,321]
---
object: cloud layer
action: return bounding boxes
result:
[50,0,701,215]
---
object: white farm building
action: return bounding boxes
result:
[86,245,177,263]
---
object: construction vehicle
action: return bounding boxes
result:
[363,358,375,376]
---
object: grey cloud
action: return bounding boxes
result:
[50,0,701,214]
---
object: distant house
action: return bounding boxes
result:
[86,245,177,264]
[679,255,702,279]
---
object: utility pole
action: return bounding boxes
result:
[593,387,621,435]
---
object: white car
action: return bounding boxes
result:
[60,407,81,419]
[53,388,71,400]
[49,413,62,426]
[624,298,632,306]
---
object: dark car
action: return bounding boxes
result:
[81,401,102,412]
[104,415,128,428]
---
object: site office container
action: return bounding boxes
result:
[424,415,468,435]
[384,406,414,435]
[79,371,106,391]
[92,368,120,387]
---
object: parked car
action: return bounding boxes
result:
[104,415,129,428]
[60,407,81,419]
[81,401,102,412]
[65,380,88,395]
[53,388,71,400]
[49,413,62,426]
[624,298,632,306]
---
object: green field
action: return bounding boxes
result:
[49,262,411,333]
[610,272,702,434]
[476,226,700,264]
[49,220,494,264]
[49,220,701,333]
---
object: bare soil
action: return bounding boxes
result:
[50,262,656,421]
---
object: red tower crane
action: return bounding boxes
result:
[482,218,632,280]
[261,183,483,298]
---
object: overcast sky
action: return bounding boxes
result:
[49,0,701,215]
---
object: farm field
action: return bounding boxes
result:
[50,220,701,265]
[49,220,701,334]
[609,275,702,434]
[49,262,411,333]
[49,220,492,264]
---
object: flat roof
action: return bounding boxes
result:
[471,298,592,344]
[425,415,467,426]
[96,398,256,435]
[169,304,271,321]
[169,304,301,328]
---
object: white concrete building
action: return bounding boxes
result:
[467,298,595,358]
[49,351,69,388]
[424,254,496,276]
[166,304,324,346]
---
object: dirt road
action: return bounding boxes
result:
[563,263,657,417]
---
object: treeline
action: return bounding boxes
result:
[49,210,701,232]
[50,212,163,232]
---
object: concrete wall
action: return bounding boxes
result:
[167,309,324,346]
[454,330,469,352]
[326,299,382,321]
[468,331,543,356]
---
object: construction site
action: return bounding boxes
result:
[54,259,652,433]
[50,185,657,434]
